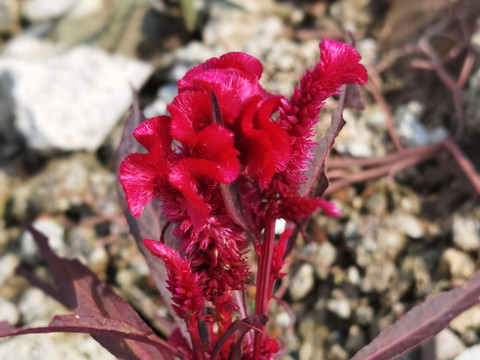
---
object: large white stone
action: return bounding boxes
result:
[22,0,77,22]
[0,45,152,152]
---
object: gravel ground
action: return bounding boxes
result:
[1,1,480,359]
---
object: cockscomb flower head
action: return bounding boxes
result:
[119,38,367,359]
[143,239,204,319]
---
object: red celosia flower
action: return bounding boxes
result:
[119,38,367,360]
[143,239,205,319]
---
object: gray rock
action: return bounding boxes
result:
[329,0,372,35]
[345,325,366,353]
[450,307,480,336]
[395,101,448,146]
[401,255,432,297]
[2,35,60,59]
[327,298,351,320]
[452,214,480,251]
[203,1,280,55]
[364,190,388,216]
[422,328,465,360]
[20,217,65,263]
[361,262,396,293]
[394,213,424,239]
[50,0,145,54]
[0,253,20,288]
[335,109,376,158]
[289,263,315,301]
[0,172,9,219]
[0,0,21,35]
[327,343,349,360]
[0,296,19,324]
[312,242,337,279]
[353,220,407,268]
[17,288,67,325]
[0,45,152,152]
[144,84,178,119]
[299,340,325,360]
[346,266,361,286]
[439,248,476,280]
[467,67,480,134]
[455,344,480,360]
[168,42,223,82]
[355,304,374,326]
[11,153,114,217]
[0,332,116,360]
[22,0,76,22]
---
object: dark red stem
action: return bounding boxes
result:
[186,317,206,360]
[253,213,277,358]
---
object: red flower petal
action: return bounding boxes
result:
[168,124,240,228]
[119,149,169,217]
[168,91,211,145]
[318,39,368,88]
[178,52,263,91]
[238,97,292,187]
[279,196,340,222]
[133,115,172,154]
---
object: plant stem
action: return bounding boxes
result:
[187,317,206,360]
[253,214,277,358]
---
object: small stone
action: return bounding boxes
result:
[2,36,59,59]
[422,328,465,360]
[299,340,325,360]
[0,331,116,360]
[22,0,76,22]
[0,253,20,287]
[439,248,476,280]
[0,0,21,35]
[0,296,19,324]
[327,343,349,360]
[20,217,65,263]
[452,215,480,251]
[361,262,396,293]
[455,344,480,360]
[345,325,366,353]
[88,247,109,279]
[327,298,351,319]
[0,172,10,219]
[11,153,114,217]
[346,266,361,285]
[364,191,387,216]
[274,311,291,329]
[312,242,337,279]
[395,213,424,239]
[18,288,68,325]
[144,84,178,119]
[396,101,448,146]
[355,304,374,326]
[289,263,315,301]
[450,307,480,335]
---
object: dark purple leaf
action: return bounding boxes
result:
[300,85,348,198]
[114,95,184,333]
[220,182,256,241]
[211,314,268,360]
[344,84,365,110]
[14,225,178,360]
[210,88,223,125]
[0,315,175,359]
[209,89,255,239]
[352,270,480,360]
